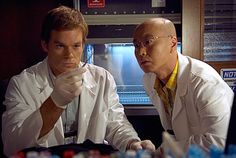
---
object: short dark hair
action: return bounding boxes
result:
[41,6,88,43]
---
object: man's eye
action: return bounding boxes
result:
[144,38,154,46]
[133,42,140,49]
[74,44,81,48]
[55,44,63,48]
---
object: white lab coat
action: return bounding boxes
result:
[2,58,140,157]
[143,53,234,152]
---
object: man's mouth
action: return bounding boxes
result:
[140,60,150,66]
[63,61,76,68]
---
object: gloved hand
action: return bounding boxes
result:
[50,66,86,109]
[129,140,155,151]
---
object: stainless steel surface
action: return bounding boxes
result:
[86,38,133,44]
[84,14,181,25]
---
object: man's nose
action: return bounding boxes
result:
[64,47,73,56]
[138,47,147,56]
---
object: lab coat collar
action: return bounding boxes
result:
[77,64,97,141]
[172,53,189,120]
[176,53,189,97]
[143,72,156,95]
[34,57,53,94]
[81,64,97,94]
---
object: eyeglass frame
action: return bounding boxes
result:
[133,35,173,51]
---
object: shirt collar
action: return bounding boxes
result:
[154,60,179,92]
[166,60,178,91]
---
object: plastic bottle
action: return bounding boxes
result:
[187,145,207,158]
[125,150,136,158]
[26,151,38,158]
[63,150,75,158]
[209,145,223,158]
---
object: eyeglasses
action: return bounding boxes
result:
[133,35,172,50]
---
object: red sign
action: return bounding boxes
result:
[87,0,105,8]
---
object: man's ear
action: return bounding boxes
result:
[171,36,177,48]
[41,40,48,53]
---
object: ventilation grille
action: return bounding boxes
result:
[204,0,236,61]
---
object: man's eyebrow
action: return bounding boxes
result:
[74,42,82,44]
[54,41,63,44]
[53,41,82,45]
[143,34,154,38]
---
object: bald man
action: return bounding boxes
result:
[133,18,234,153]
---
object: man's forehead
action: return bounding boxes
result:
[134,22,164,38]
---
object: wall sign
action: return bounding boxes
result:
[221,68,236,92]
[87,0,105,8]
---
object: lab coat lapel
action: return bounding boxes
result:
[143,73,170,129]
[35,58,53,95]
[152,93,170,130]
[172,53,188,120]
[172,93,183,121]
[77,65,97,141]
[172,83,187,120]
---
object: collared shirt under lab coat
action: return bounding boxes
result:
[2,58,140,157]
[143,53,234,152]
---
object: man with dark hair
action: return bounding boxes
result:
[2,6,155,156]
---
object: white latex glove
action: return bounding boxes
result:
[129,140,156,151]
[50,66,86,109]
